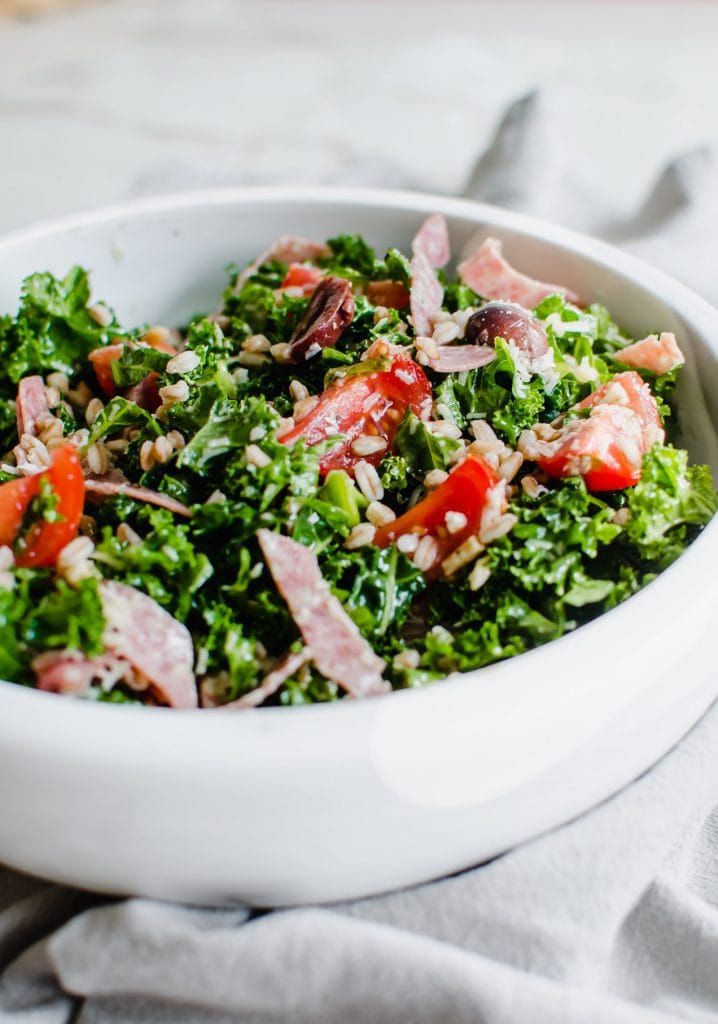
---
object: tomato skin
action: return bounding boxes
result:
[374,454,500,577]
[535,371,664,492]
[279,355,432,476]
[0,444,85,568]
[281,263,323,295]
[89,344,124,397]
[89,335,176,400]
[364,280,410,310]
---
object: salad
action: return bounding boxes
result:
[0,214,715,709]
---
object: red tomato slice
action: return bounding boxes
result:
[0,444,85,567]
[535,371,664,491]
[374,454,501,578]
[89,344,124,397]
[281,263,324,295]
[364,280,410,310]
[89,335,176,399]
[279,355,432,475]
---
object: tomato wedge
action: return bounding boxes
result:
[533,371,664,491]
[279,355,432,475]
[373,453,501,578]
[364,280,410,310]
[281,263,324,295]
[0,444,85,567]
[89,334,176,400]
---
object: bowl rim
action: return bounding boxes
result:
[1,183,717,734]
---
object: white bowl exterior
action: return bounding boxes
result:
[0,188,717,905]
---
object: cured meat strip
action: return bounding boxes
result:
[410,214,450,338]
[217,647,312,709]
[427,345,497,374]
[615,332,685,376]
[236,236,331,291]
[16,376,49,438]
[84,477,192,518]
[32,649,135,697]
[257,529,388,698]
[458,237,579,308]
[284,276,355,363]
[99,581,198,709]
[412,212,450,269]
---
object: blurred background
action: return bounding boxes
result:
[0,0,717,236]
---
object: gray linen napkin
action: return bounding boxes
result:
[1,92,718,1024]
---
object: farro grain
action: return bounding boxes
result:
[139,439,156,472]
[289,380,309,403]
[88,303,112,327]
[158,380,190,405]
[392,649,421,671]
[498,451,524,481]
[166,350,201,375]
[242,334,271,354]
[468,561,492,591]
[117,522,142,546]
[344,523,376,550]
[366,501,396,528]
[238,351,270,369]
[423,468,449,489]
[441,535,483,577]
[354,460,384,502]
[396,533,420,554]
[444,510,468,534]
[413,535,439,571]
[246,444,271,469]
[293,396,319,421]
[85,398,104,427]
[152,435,174,464]
[350,435,388,457]
[46,371,69,394]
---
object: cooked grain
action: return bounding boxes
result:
[85,398,104,427]
[344,522,376,550]
[366,501,396,528]
[351,435,388,457]
[166,350,201,375]
[354,460,384,502]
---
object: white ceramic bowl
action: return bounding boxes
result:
[1,187,717,907]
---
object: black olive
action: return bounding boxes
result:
[465,301,548,358]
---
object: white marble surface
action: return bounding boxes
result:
[0,0,717,235]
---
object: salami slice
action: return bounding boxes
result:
[216,647,312,709]
[257,529,388,698]
[236,236,331,290]
[412,213,450,269]
[99,581,198,709]
[16,376,49,439]
[84,477,192,518]
[459,237,579,308]
[427,345,497,374]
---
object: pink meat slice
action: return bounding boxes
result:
[84,477,192,518]
[412,213,450,269]
[257,529,388,698]
[32,649,135,697]
[410,251,444,338]
[99,580,198,709]
[16,376,50,438]
[427,345,498,374]
[615,332,685,376]
[217,646,312,709]
[458,237,579,308]
[236,236,331,290]
[409,215,450,338]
